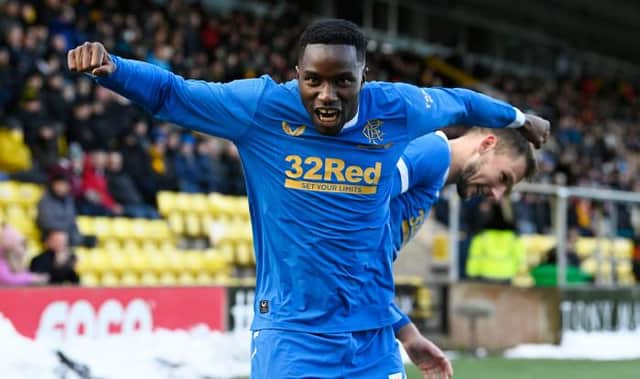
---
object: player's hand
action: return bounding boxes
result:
[403,335,453,379]
[518,113,550,149]
[67,42,116,76]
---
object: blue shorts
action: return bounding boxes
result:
[250,326,405,379]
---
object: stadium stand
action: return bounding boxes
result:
[0,0,637,289]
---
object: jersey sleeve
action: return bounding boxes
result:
[95,56,266,142]
[390,302,411,335]
[394,83,526,140]
[391,133,450,198]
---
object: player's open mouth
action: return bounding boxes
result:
[314,108,340,124]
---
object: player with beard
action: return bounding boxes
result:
[390,127,536,378]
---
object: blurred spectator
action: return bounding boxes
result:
[174,133,205,193]
[195,138,225,193]
[148,129,179,192]
[29,229,79,285]
[36,164,85,247]
[78,149,121,216]
[466,202,526,284]
[220,142,246,195]
[120,117,158,204]
[0,224,48,286]
[106,150,159,219]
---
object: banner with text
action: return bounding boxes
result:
[0,286,227,342]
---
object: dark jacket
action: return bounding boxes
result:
[29,250,79,284]
[36,190,82,246]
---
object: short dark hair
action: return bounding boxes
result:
[298,19,368,63]
[473,128,537,179]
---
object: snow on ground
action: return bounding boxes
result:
[504,330,640,361]
[1,313,639,379]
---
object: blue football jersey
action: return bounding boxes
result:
[97,56,522,333]
[389,132,450,259]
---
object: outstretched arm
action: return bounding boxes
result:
[397,83,550,148]
[67,42,263,142]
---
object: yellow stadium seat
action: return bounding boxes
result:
[208,193,225,216]
[195,272,214,285]
[576,237,596,258]
[88,251,111,275]
[177,272,196,286]
[159,272,177,286]
[189,193,209,214]
[157,191,177,216]
[111,218,132,240]
[235,242,252,266]
[167,212,185,235]
[185,213,202,237]
[101,238,121,252]
[165,251,187,274]
[76,216,95,235]
[120,271,139,286]
[613,238,633,259]
[128,218,146,238]
[218,242,235,264]
[0,181,19,205]
[109,252,129,274]
[121,239,141,253]
[202,250,224,274]
[100,272,119,287]
[149,253,170,274]
[139,271,159,286]
[92,217,113,238]
[80,273,100,286]
[16,183,43,205]
[129,251,150,274]
[432,234,449,263]
[183,251,204,274]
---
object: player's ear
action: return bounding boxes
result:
[295,65,300,79]
[479,134,497,153]
[361,65,368,87]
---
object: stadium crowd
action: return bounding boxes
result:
[1,0,639,281]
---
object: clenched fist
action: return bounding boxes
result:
[67,42,116,76]
[519,113,551,149]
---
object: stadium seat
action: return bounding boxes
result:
[159,272,177,286]
[177,271,196,286]
[167,212,184,235]
[235,242,253,266]
[100,272,120,286]
[76,216,95,235]
[194,271,214,285]
[92,217,113,239]
[15,182,43,206]
[120,271,139,286]
[185,212,202,237]
[431,234,449,263]
[189,193,209,214]
[0,181,19,205]
[111,217,133,240]
[183,250,204,274]
[157,191,177,216]
[149,252,170,274]
[80,273,99,287]
[139,271,160,286]
[612,238,633,259]
[109,251,130,274]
